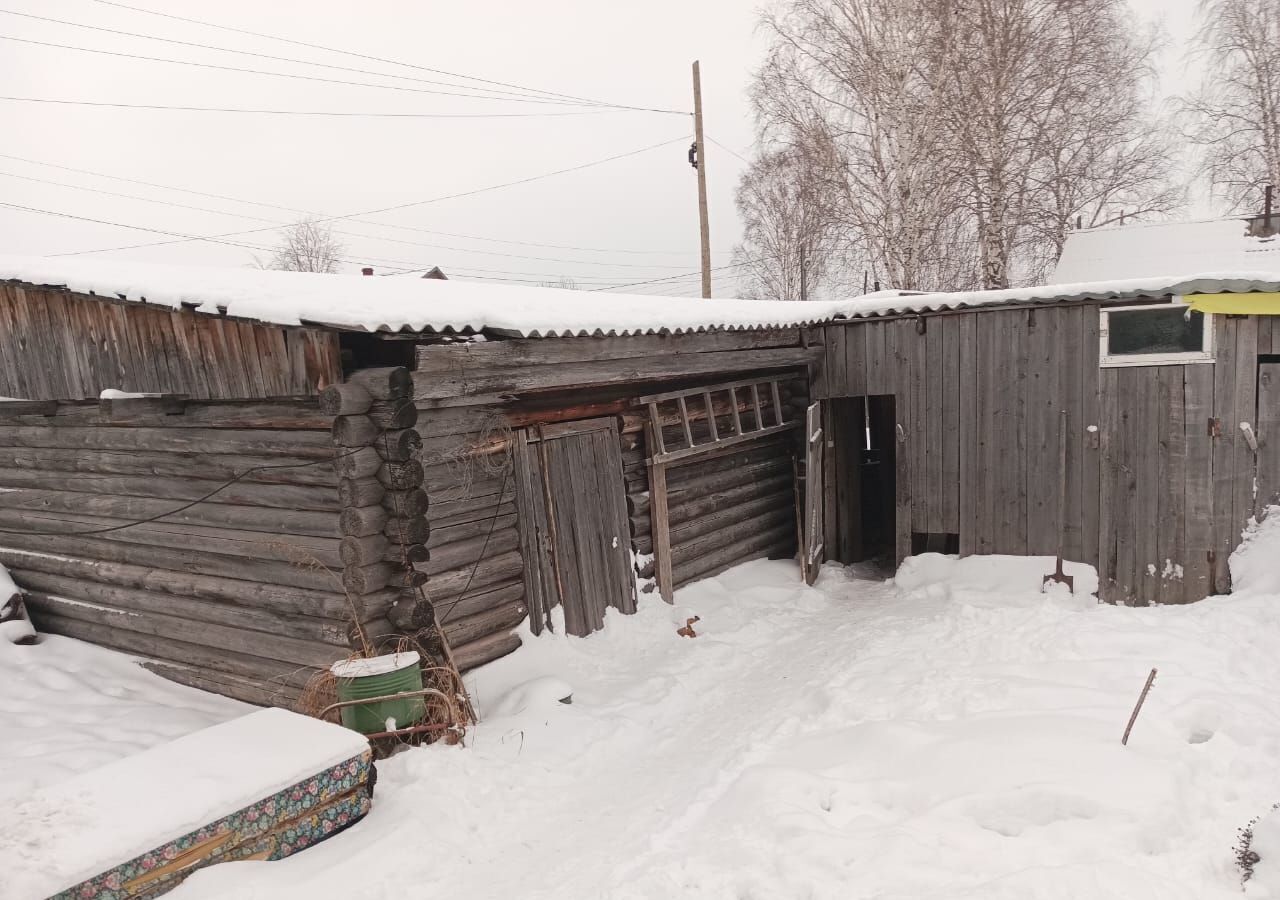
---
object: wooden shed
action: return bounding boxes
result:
[809,274,1280,606]
[0,257,832,707]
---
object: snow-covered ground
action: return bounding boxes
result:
[166,517,1277,899]
[5,513,1280,899]
[0,633,246,806]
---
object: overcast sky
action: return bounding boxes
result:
[0,0,1206,297]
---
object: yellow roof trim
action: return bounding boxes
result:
[1186,292,1280,314]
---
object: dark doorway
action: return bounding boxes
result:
[829,395,897,565]
[1259,359,1279,512]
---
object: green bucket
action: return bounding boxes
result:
[330,651,426,735]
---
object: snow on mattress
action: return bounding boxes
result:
[0,707,371,899]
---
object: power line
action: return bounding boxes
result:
[0,95,613,119]
[0,170,698,271]
[84,0,689,114]
[54,135,693,256]
[0,8,621,108]
[706,134,753,165]
[0,34,631,107]
[591,261,752,292]
[0,151,726,258]
[0,201,691,286]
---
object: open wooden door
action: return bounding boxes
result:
[801,401,825,584]
[1259,361,1280,512]
[512,418,636,637]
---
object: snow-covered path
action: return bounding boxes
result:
[173,534,1280,900]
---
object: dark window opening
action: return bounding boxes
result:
[339,332,417,375]
[1105,306,1206,357]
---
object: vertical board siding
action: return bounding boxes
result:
[0,285,340,400]
[1182,364,1216,602]
[1155,367,1188,604]
[826,304,1265,605]
[1210,316,1241,593]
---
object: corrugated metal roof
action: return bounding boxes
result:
[834,274,1280,320]
[0,255,843,338]
[1,255,1278,338]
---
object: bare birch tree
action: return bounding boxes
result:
[741,0,1177,292]
[259,219,345,274]
[751,0,978,293]
[928,0,1174,287]
[1182,0,1280,212]
[732,148,847,300]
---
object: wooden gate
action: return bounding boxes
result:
[512,418,636,637]
[800,402,825,584]
[1259,361,1280,512]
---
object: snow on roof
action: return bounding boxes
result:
[835,272,1280,319]
[0,255,844,338]
[1052,217,1280,283]
[2,253,1278,338]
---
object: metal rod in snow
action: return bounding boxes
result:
[1121,668,1157,746]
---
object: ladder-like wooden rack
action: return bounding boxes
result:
[640,375,797,466]
[638,375,801,603]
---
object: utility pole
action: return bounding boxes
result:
[691,60,712,298]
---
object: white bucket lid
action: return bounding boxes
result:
[329,650,420,679]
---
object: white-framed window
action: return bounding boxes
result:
[1099,298,1214,368]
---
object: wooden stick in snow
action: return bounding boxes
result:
[1121,668,1158,746]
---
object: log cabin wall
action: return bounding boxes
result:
[0,283,341,400]
[0,398,393,707]
[407,330,818,661]
[813,305,1279,606]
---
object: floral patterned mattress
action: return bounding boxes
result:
[2,708,374,900]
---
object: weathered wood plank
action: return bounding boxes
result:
[33,612,319,690]
[453,629,521,672]
[0,446,339,485]
[1211,315,1238,592]
[0,487,339,536]
[412,347,821,400]
[1183,363,1216,602]
[1155,366,1187,604]
[1232,316,1260,532]
[1024,308,1057,555]
[1080,305,1102,568]
[0,469,340,511]
[13,569,351,645]
[415,329,804,375]
[924,318,943,532]
[26,591,347,668]
[0,286,339,400]
[0,425,335,456]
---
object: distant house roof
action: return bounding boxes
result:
[421,267,447,281]
[1052,217,1280,283]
